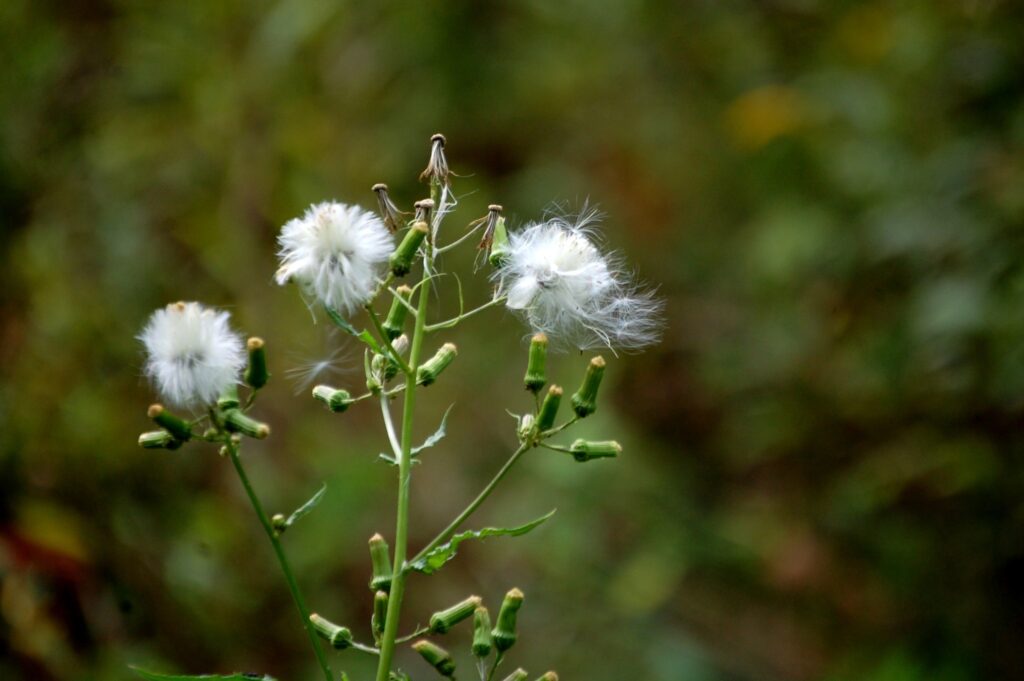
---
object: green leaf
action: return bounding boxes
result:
[408,509,556,574]
[323,305,382,354]
[131,668,276,681]
[284,483,326,529]
[411,404,454,457]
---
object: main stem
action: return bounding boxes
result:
[375,271,432,681]
[227,445,333,681]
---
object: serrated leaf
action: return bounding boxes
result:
[411,404,454,457]
[131,668,276,681]
[323,305,382,354]
[408,509,556,574]
[284,483,326,529]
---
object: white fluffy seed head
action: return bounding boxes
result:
[275,201,394,315]
[139,302,246,408]
[494,211,663,352]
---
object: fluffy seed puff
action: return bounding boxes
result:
[140,302,246,408]
[275,201,394,315]
[494,211,663,351]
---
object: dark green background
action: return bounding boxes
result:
[3,1,1024,680]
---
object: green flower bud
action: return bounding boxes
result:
[244,337,269,389]
[571,356,605,418]
[217,384,241,410]
[569,439,621,462]
[417,343,458,386]
[147,404,192,442]
[535,386,563,433]
[489,216,511,268]
[368,533,392,592]
[138,429,181,450]
[382,286,413,340]
[309,613,352,650]
[372,335,408,384]
[312,385,354,413]
[412,639,456,677]
[373,590,388,638]
[429,594,481,634]
[271,513,287,534]
[500,669,528,681]
[472,606,492,658]
[491,588,524,653]
[390,221,429,276]
[523,333,548,394]
[222,409,270,439]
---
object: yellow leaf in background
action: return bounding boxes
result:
[725,85,809,150]
[15,500,90,563]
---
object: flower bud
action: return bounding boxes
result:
[517,414,534,442]
[372,335,408,383]
[390,221,429,276]
[429,595,481,634]
[368,533,392,592]
[222,409,270,439]
[309,613,352,650]
[138,429,181,450]
[571,356,605,418]
[472,606,492,658]
[489,216,511,268]
[500,669,528,681]
[535,386,562,433]
[491,588,523,653]
[382,286,413,340]
[535,673,558,681]
[569,439,621,462]
[523,333,548,394]
[312,385,354,413]
[271,513,287,534]
[372,590,388,638]
[217,384,241,410]
[417,343,458,386]
[147,404,192,442]
[245,337,269,389]
[412,639,456,677]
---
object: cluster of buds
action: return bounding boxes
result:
[411,588,556,680]
[138,336,271,450]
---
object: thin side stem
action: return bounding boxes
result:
[424,295,506,333]
[408,442,531,568]
[227,445,333,681]
[374,271,432,681]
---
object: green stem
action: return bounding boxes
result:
[227,445,333,681]
[375,271,432,681]
[408,442,531,568]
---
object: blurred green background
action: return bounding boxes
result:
[3,1,1024,680]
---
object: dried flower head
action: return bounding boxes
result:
[139,301,246,407]
[372,183,405,233]
[419,133,450,186]
[494,209,663,351]
[275,201,394,315]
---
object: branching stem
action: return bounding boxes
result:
[227,443,332,681]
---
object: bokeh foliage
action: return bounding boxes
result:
[2,1,1024,680]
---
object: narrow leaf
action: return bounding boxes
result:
[323,305,383,354]
[411,404,454,456]
[131,668,276,681]
[409,509,556,574]
[285,483,327,528]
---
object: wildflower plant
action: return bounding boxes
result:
[133,135,662,681]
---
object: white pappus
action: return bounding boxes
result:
[494,210,663,352]
[275,201,394,316]
[139,301,246,408]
